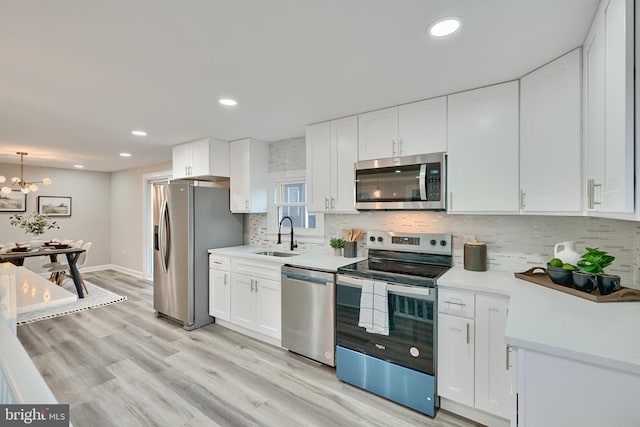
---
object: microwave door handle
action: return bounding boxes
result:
[419,164,427,200]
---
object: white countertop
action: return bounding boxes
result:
[15,267,77,313]
[439,266,640,375]
[209,246,366,271]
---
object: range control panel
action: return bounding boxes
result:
[366,230,452,255]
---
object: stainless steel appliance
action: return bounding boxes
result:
[336,230,452,417]
[281,265,336,366]
[153,181,243,330]
[355,153,446,210]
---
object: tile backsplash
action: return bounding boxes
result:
[249,138,640,289]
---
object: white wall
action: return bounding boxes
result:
[110,162,171,275]
[0,163,110,273]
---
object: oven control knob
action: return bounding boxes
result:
[430,239,436,246]
[440,240,447,246]
[369,236,375,242]
[377,236,384,242]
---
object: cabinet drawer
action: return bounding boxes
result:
[232,257,282,281]
[209,254,230,270]
[438,288,475,318]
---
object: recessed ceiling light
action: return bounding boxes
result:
[219,98,238,106]
[429,17,461,38]
[131,130,147,136]
[74,164,84,169]
[120,152,132,158]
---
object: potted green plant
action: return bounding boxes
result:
[574,247,619,294]
[330,237,344,256]
[9,212,59,248]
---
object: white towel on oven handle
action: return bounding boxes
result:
[358,279,389,336]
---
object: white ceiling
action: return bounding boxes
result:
[0,0,599,172]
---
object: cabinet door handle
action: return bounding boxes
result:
[325,197,329,210]
[245,200,249,209]
[449,192,453,210]
[250,279,254,292]
[520,189,525,209]
[466,322,470,344]
[254,279,259,292]
[392,140,397,157]
[506,345,511,370]
[330,197,335,209]
[443,300,466,307]
[398,139,403,156]
[224,273,227,286]
[587,179,602,209]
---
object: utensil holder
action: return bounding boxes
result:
[343,242,357,258]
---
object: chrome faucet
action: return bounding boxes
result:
[277,216,298,251]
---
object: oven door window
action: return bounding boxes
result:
[336,284,435,375]
[355,164,425,202]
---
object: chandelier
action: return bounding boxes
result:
[0,152,52,194]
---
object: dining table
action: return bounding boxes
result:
[0,246,87,298]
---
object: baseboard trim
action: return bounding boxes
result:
[439,397,509,427]
[81,264,144,278]
[215,318,282,348]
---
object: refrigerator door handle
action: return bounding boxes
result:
[159,199,170,273]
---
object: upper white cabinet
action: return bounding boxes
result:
[358,97,447,161]
[172,137,230,180]
[447,82,520,213]
[306,116,358,213]
[520,49,582,213]
[583,0,634,215]
[230,138,268,213]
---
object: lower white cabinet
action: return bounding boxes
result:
[229,257,282,341]
[209,254,231,322]
[474,294,510,418]
[438,312,475,406]
[438,288,511,422]
[511,347,640,427]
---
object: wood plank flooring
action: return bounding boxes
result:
[17,269,481,427]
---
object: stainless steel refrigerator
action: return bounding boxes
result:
[153,181,243,330]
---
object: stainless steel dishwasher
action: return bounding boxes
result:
[281,265,336,367]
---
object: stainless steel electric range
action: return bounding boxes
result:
[335,230,452,417]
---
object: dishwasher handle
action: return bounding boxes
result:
[282,271,334,284]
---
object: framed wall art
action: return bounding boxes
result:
[0,191,27,212]
[38,196,72,217]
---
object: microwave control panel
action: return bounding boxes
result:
[426,162,441,201]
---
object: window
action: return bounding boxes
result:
[275,182,316,229]
[269,170,324,238]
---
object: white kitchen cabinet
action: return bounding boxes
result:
[230,138,268,213]
[358,97,446,161]
[447,81,520,213]
[520,49,582,213]
[172,137,230,179]
[438,288,510,425]
[306,116,358,213]
[229,257,282,341]
[209,254,231,321]
[511,348,640,427]
[438,312,475,407]
[583,0,634,215]
[474,294,510,419]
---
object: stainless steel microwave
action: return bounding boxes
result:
[354,153,446,210]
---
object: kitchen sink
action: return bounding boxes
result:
[255,251,298,257]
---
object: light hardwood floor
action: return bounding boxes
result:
[17,269,481,427]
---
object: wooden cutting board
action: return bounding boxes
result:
[515,267,640,303]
